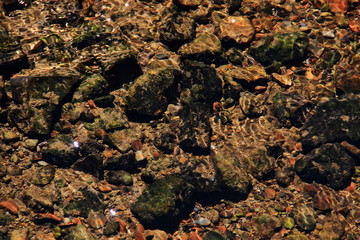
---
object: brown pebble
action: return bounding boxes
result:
[88,211,107,229]
[131,140,142,151]
[0,198,19,215]
[98,184,112,193]
[265,188,276,200]
[189,231,202,240]
[220,210,233,218]
[345,182,355,192]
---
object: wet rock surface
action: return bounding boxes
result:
[0,0,360,239]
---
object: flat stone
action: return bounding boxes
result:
[219,16,255,44]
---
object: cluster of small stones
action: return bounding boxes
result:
[0,0,360,239]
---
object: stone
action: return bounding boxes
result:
[131,174,194,229]
[194,217,211,226]
[249,32,309,70]
[87,211,106,229]
[41,134,79,167]
[211,150,252,198]
[175,0,203,7]
[9,65,80,136]
[158,13,196,46]
[0,198,19,215]
[22,185,55,211]
[104,129,139,153]
[84,107,128,131]
[63,188,104,218]
[178,103,211,153]
[285,234,309,240]
[318,213,346,240]
[283,217,295,230]
[203,231,226,240]
[264,188,276,200]
[254,214,282,239]
[10,228,29,240]
[72,155,103,179]
[104,170,133,186]
[72,74,109,103]
[219,16,255,45]
[1,131,19,142]
[217,64,267,84]
[31,165,55,185]
[290,204,316,232]
[202,209,220,224]
[64,225,97,240]
[301,98,360,149]
[99,43,142,90]
[295,143,355,190]
[124,67,180,118]
[178,33,224,64]
[103,221,120,236]
[180,60,222,104]
[24,139,38,150]
[103,151,137,172]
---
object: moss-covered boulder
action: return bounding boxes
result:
[180,60,222,104]
[295,143,355,190]
[124,67,180,118]
[301,98,360,149]
[211,150,252,198]
[249,32,308,70]
[72,74,109,103]
[131,174,194,229]
[9,65,80,136]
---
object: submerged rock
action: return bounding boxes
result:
[219,16,255,45]
[290,204,316,232]
[63,224,97,240]
[249,32,309,70]
[131,174,194,229]
[295,143,355,190]
[124,67,180,118]
[9,65,80,136]
[72,74,109,103]
[104,170,133,186]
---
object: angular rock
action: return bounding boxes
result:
[87,211,106,229]
[9,65,80,136]
[104,170,133,186]
[103,220,120,236]
[302,98,360,149]
[318,213,346,239]
[219,16,255,45]
[180,60,222,104]
[41,134,79,167]
[211,150,252,198]
[290,204,316,232]
[178,33,224,64]
[335,61,360,94]
[217,64,267,85]
[178,103,211,153]
[22,185,55,211]
[103,151,137,172]
[72,155,103,179]
[203,231,226,240]
[31,165,55,186]
[295,143,355,190]
[124,67,180,118]
[72,74,109,103]
[174,0,203,7]
[158,13,196,47]
[104,129,139,153]
[84,107,128,131]
[249,32,308,70]
[131,174,194,229]
[99,43,142,90]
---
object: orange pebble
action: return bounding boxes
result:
[345,182,356,192]
[0,198,19,215]
[189,231,202,240]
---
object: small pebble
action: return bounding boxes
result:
[195,217,211,226]
[264,188,276,200]
[88,211,107,229]
[135,150,146,161]
[2,131,20,142]
[322,30,335,38]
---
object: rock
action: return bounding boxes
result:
[158,13,196,46]
[335,61,360,94]
[283,217,295,230]
[318,213,346,240]
[22,185,55,211]
[24,139,38,150]
[178,33,224,64]
[104,129,139,153]
[295,143,355,190]
[285,234,309,240]
[31,165,55,185]
[217,64,267,85]
[319,48,341,69]
[87,211,106,229]
[290,204,316,232]
[103,151,137,172]
[131,174,194,229]
[219,16,255,45]
[254,214,281,239]
[211,150,252,198]
[104,170,133,186]
[174,0,203,7]
[41,134,79,167]
[178,103,211,153]
[144,230,169,240]
[33,232,56,240]
[203,231,226,240]
[264,188,276,200]
[304,183,345,211]
[84,107,128,131]
[1,131,20,143]
[180,60,222,104]
[99,43,142,90]
[124,67,180,118]
[72,155,103,179]
[153,123,178,154]
[0,198,19,215]
[103,220,120,236]
[194,217,211,226]
[63,188,104,218]
[302,98,360,149]
[249,32,308,70]
[10,228,29,240]
[202,209,220,224]
[63,225,97,240]
[0,23,29,79]
[72,74,109,103]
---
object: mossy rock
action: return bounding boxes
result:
[72,74,109,102]
[131,174,194,229]
[203,231,226,240]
